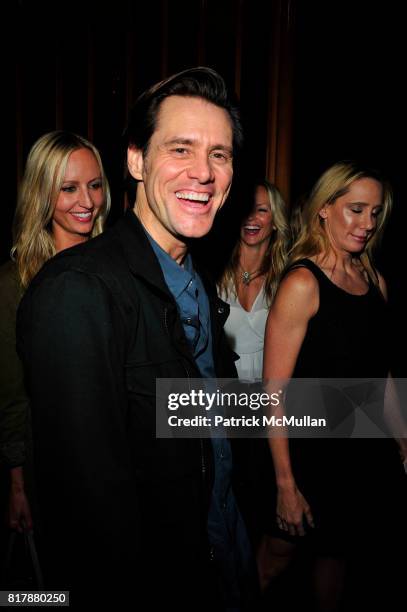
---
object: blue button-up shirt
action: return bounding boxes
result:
[147,231,253,608]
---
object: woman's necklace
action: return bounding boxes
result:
[238,264,262,286]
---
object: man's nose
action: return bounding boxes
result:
[187,153,214,183]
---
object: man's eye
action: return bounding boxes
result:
[173,147,188,154]
[210,152,228,161]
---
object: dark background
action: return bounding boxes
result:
[292,1,405,373]
[3,0,289,262]
[2,0,404,368]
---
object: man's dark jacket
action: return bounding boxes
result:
[17,210,238,607]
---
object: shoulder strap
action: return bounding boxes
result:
[284,258,324,283]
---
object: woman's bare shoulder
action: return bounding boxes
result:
[281,265,319,295]
[274,266,319,318]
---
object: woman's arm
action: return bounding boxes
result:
[0,264,33,530]
[9,466,33,532]
[376,272,407,465]
[377,271,388,301]
[263,267,319,535]
[384,374,407,467]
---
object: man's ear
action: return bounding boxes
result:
[127,147,144,181]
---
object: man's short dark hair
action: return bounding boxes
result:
[125,66,243,156]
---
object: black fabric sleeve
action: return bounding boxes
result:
[0,266,27,467]
[17,268,141,601]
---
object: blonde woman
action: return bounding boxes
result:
[263,161,407,609]
[219,180,290,380]
[218,180,289,582]
[0,131,110,533]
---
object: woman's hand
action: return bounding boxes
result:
[276,482,314,536]
[8,466,33,532]
[8,485,33,532]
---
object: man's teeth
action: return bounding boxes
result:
[175,191,210,203]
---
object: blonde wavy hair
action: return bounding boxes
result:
[11,131,111,288]
[219,180,290,306]
[289,161,392,284]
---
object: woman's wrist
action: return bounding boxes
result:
[10,465,25,491]
[276,476,296,491]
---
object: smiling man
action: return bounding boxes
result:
[130,94,234,255]
[17,68,255,609]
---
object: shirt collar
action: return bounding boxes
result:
[144,229,194,299]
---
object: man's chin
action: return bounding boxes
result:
[175,221,214,240]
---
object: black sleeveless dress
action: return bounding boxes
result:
[282,259,407,555]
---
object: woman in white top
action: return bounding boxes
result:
[219,180,290,380]
[217,180,290,590]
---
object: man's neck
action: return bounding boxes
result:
[132,205,188,265]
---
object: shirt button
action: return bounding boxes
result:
[209,546,215,561]
[186,317,192,324]
[217,307,224,314]
[222,502,227,511]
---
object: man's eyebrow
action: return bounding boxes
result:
[164,138,195,146]
[163,137,233,155]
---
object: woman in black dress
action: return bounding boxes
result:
[262,161,407,610]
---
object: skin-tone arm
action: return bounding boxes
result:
[263,267,319,536]
[384,375,407,465]
[377,271,388,301]
[377,272,407,465]
[9,465,33,532]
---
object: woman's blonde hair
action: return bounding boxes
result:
[219,180,290,306]
[11,131,111,287]
[289,161,392,284]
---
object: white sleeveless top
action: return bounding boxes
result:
[221,284,269,381]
